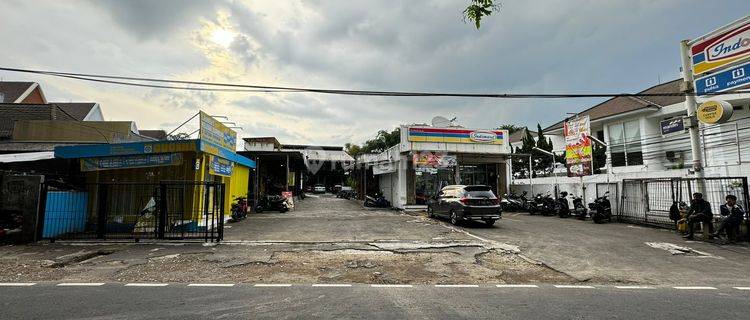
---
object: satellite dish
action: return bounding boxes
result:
[432,116,451,127]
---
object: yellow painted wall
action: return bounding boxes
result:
[226,164,250,217]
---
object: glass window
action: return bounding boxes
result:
[608,120,643,167]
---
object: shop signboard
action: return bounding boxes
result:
[199,111,237,151]
[660,117,688,136]
[412,152,457,168]
[694,60,750,96]
[408,127,506,145]
[81,153,183,172]
[373,162,397,175]
[564,116,592,177]
[208,155,234,177]
[691,18,750,76]
[697,100,734,124]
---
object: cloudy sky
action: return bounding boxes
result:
[1,0,749,146]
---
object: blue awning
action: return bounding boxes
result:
[54,139,255,169]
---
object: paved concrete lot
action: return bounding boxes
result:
[224,193,473,242]
[464,211,750,286]
[2,284,749,319]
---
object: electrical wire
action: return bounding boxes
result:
[2,66,750,99]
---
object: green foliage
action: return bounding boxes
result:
[592,144,607,174]
[346,128,401,157]
[497,124,522,134]
[464,0,501,29]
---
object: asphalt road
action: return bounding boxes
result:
[2,284,749,319]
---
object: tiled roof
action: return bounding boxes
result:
[0,82,35,103]
[50,103,96,120]
[509,127,537,144]
[0,104,79,138]
[544,79,685,131]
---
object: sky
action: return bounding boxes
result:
[1,0,749,147]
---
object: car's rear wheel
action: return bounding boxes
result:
[450,210,460,226]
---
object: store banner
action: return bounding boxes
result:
[412,152,457,168]
[690,18,750,76]
[208,155,234,177]
[81,153,183,172]
[199,111,237,151]
[407,127,506,145]
[373,162,397,175]
[564,116,593,177]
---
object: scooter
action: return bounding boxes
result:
[528,193,546,215]
[541,192,557,216]
[572,194,587,220]
[589,191,612,223]
[255,194,289,213]
[364,191,390,208]
[555,191,570,218]
[501,192,523,212]
[230,196,249,222]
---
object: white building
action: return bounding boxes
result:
[359,125,511,209]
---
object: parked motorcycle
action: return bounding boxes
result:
[589,191,612,223]
[364,191,390,208]
[518,191,531,212]
[528,193,545,215]
[501,191,524,212]
[541,192,557,216]
[572,194,587,220]
[230,196,249,222]
[255,194,289,213]
[555,191,570,218]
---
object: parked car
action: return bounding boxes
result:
[314,184,326,193]
[427,185,501,226]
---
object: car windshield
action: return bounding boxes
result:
[463,186,495,198]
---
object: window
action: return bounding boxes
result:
[608,120,643,167]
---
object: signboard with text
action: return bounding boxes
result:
[690,17,750,76]
[207,155,233,177]
[412,152,457,168]
[564,116,592,177]
[407,127,506,145]
[81,153,183,172]
[199,111,237,151]
[694,59,750,95]
[660,117,688,136]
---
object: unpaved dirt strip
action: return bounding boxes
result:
[371,284,413,288]
[434,284,479,288]
[554,285,595,289]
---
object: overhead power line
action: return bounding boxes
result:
[1,66,749,99]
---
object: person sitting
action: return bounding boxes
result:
[683,193,714,240]
[712,194,745,244]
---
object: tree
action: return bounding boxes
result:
[512,126,536,178]
[497,124,521,134]
[463,0,501,29]
[347,128,401,156]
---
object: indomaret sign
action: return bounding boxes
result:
[564,116,593,177]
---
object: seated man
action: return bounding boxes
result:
[712,194,745,243]
[683,193,713,240]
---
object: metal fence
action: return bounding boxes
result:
[41,181,224,242]
[619,177,750,229]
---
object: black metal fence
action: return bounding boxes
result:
[41,181,224,241]
[619,177,750,229]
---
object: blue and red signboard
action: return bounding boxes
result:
[408,127,506,145]
[691,19,750,76]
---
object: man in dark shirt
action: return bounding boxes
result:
[712,194,745,243]
[683,193,713,240]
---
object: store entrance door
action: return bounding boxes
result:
[414,167,455,205]
[459,164,498,193]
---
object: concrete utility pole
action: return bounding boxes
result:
[679,40,706,184]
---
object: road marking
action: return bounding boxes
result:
[0,283,36,287]
[254,284,292,287]
[554,285,595,289]
[124,283,169,287]
[312,284,352,287]
[187,283,235,287]
[673,286,717,290]
[496,284,539,288]
[371,284,413,288]
[435,284,480,288]
[734,287,750,290]
[614,286,656,289]
[57,283,105,287]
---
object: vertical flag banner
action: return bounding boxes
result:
[564,116,592,177]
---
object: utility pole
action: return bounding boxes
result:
[679,40,706,190]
